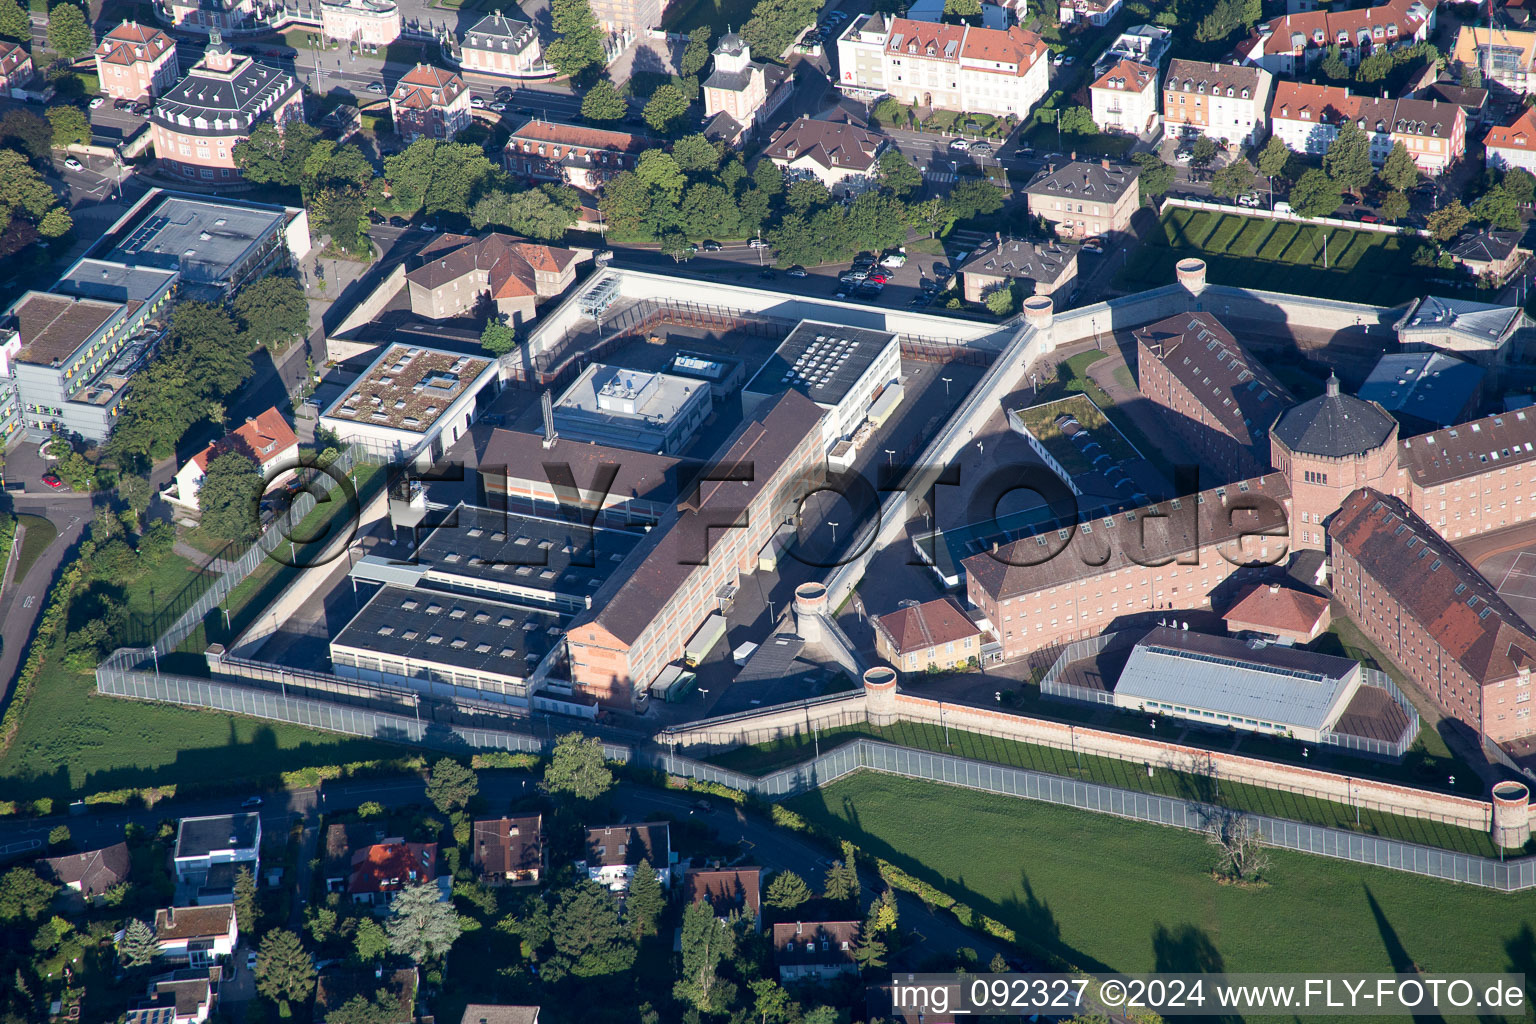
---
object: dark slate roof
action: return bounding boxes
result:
[1449,229,1525,265]
[1025,159,1139,202]
[152,52,299,134]
[1270,374,1396,458]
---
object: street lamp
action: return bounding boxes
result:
[941,376,952,395]
[884,449,895,465]
[828,520,840,544]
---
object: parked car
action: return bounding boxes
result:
[494,85,514,100]
[1051,52,1065,66]
[64,157,83,171]
[1357,211,1380,223]
[1174,149,1192,164]
[881,252,907,268]
[867,271,890,284]
[1062,54,1076,64]
[389,216,408,227]
[949,138,971,152]
[489,100,507,112]
[702,240,723,251]
[470,95,486,107]
[242,796,263,808]
[1274,200,1293,215]
[89,96,104,109]
[787,265,809,277]
[1082,241,1104,254]
[759,268,776,279]
[970,143,993,158]
[1237,193,1261,207]
[130,102,150,115]
[366,81,385,94]
[114,98,133,109]
[41,473,64,489]
[748,237,769,249]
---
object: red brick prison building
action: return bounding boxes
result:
[1330,488,1536,742]
[1135,312,1294,483]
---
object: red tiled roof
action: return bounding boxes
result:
[887,18,967,60]
[94,21,172,66]
[391,64,466,110]
[763,116,885,173]
[406,232,581,301]
[506,119,650,156]
[875,597,981,655]
[191,406,298,472]
[1166,58,1268,97]
[685,867,762,917]
[348,841,437,895]
[1092,59,1157,92]
[1486,106,1536,153]
[959,24,1048,70]
[1329,488,1536,684]
[1222,582,1330,635]
[772,921,861,966]
[1260,0,1436,54]
[1271,81,1460,138]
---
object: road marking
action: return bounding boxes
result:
[923,172,955,183]
[22,595,33,609]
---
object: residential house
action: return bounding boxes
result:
[40,841,131,903]
[125,971,216,1024]
[1023,158,1141,238]
[459,10,543,78]
[772,921,861,982]
[1413,79,1488,126]
[702,32,793,146]
[579,823,670,890]
[1091,59,1159,134]
[1222,581,1332,643]
[153,905,238,967]
[1163,59,1273,149]
[1059,0,1122,25]
[460,1008,541,1024]
[873,596,984,673]
[315,967,417,1024]
[874,18,1050,117]
[0,41,33,96]
[167,406,299,510]
[503,119,651,190]
[958,237,1078,302]
[1454,25,1536,98]
[93,21,177,102]
[390,64,472,143]
[322,822,385,892]
[472,815,544,886]
[347,839,438,905]
[1269,81,1465,173]
[1449,229,1530,283]
[173,813,260,888]
[763,116,886,192]
[150,33,303,183]
[404,232,589,324]
[685,867,763,929]
[1485,106,1536,173]
[1238,0,1438,76]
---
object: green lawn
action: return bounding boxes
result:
[12,514,57,586]
[1116,210,1422,305]
[787,774,1536,985]
[707,720,1496,856]
[1013,393,1142,476]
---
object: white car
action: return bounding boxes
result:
[366,81,384,94]
[948,138,970,152]
[881,253,907,268]
[470,96,487,107]
[1174,149,1192,164]
[89,96,104,109]
[64,157,83,171]
[1051,52,1065,66]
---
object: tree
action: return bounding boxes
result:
[0,109,52,162]
[852,922,887,970]
[947,179,1005,221]
[1355,50,1393,84]
[753,158,783,197]
[425,757,478,815]
[906,196,950,239]
[1380,189,1410,223]
[543,732,613,800]
[1189,136,1218,173]
[1506,168,1536,207]
[353,917,388,963]
[311,184,369,255]
[985,284,1016,315]
[325,991,401,1024]
[945,0,981,15]
[386,881,462,963]
[1210,160,1255,199]
[47,2,92,60]
[1474,183,1522,229]
[671,133,722,174]
[548,880,636,979]
[680,25,712,78]
[45,105,89,148]
[233,274,309,351]
[118,473,153,526]
[1289,168,1342,218]
[624,859,664,937]
[234,120,321,188]
[118,918,160,968]
[1462,62,1483,89]
[765,870,811,910]
[581,79,626,122]
[383,139,503,220]
[199,452,262,542]
[643,83,689,134]
[1133,152,1175,203]
[47,824,70,848]
[785,178,830,213]
[470,188,576,241]
[1323,120,1373,195]
[877,148,923,198]
[255,929,317,1015]
[1194,0,1248,43]
[233,866,258,935]
[1257,135,1290,179]
[481,319,516,356]
[822,851,859,903]
[741,0,820,60]
[635,150,687,202]
[0,0,28,42]
[546,0,606,80]
[675,899,738,1011]
[1204,806,1271,882]
[172,301,252,397]
[847,190,907,252]
[1427,199,1472,241]
[1379,141,1419,192]
[752,978,795,1024]
[1320,43,1348,81]
[1057,104,1096,135]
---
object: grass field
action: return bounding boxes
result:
[787,774,1535,985]
[1013,394,1142,477]
[707,720,1496,855]
[1116,209,1422,305]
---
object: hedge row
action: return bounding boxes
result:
[0,560,85,757]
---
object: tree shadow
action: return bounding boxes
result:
[1152,922,1243,1024]
[1364,884,1446,1024]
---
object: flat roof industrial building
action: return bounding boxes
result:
[550,362,712,455]
[743,321,901,450]
[320,345,498,465]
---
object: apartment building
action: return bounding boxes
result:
[1270,81,1465,173]
[1453,25,1536,98]
[1484,106,1536,173]
[504,119,650,190]
[150,36,302,182]
[873,596,984,673]
[1163,59,1273,148]
[1090,59,1158,134]
[93,21,177,102]
[1237,0,1438,75]
[459,10,543,78]
[319,0,402,46]
[763,116,887,192]
[565,390,825,706]
[958,237,1077,301]
[1134,312,1294,484]
[389,64,472,143]
[0,41,32,95]
[1059,0,1122,25]
[1331,488,1536,742]
[1023,158,1141,238]
[836,17,1048,117]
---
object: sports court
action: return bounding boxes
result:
[1481,549,1536,625]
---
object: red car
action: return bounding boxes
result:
[1357,211,1380,224]
[867,272,890,284]
[41,473,64,489]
